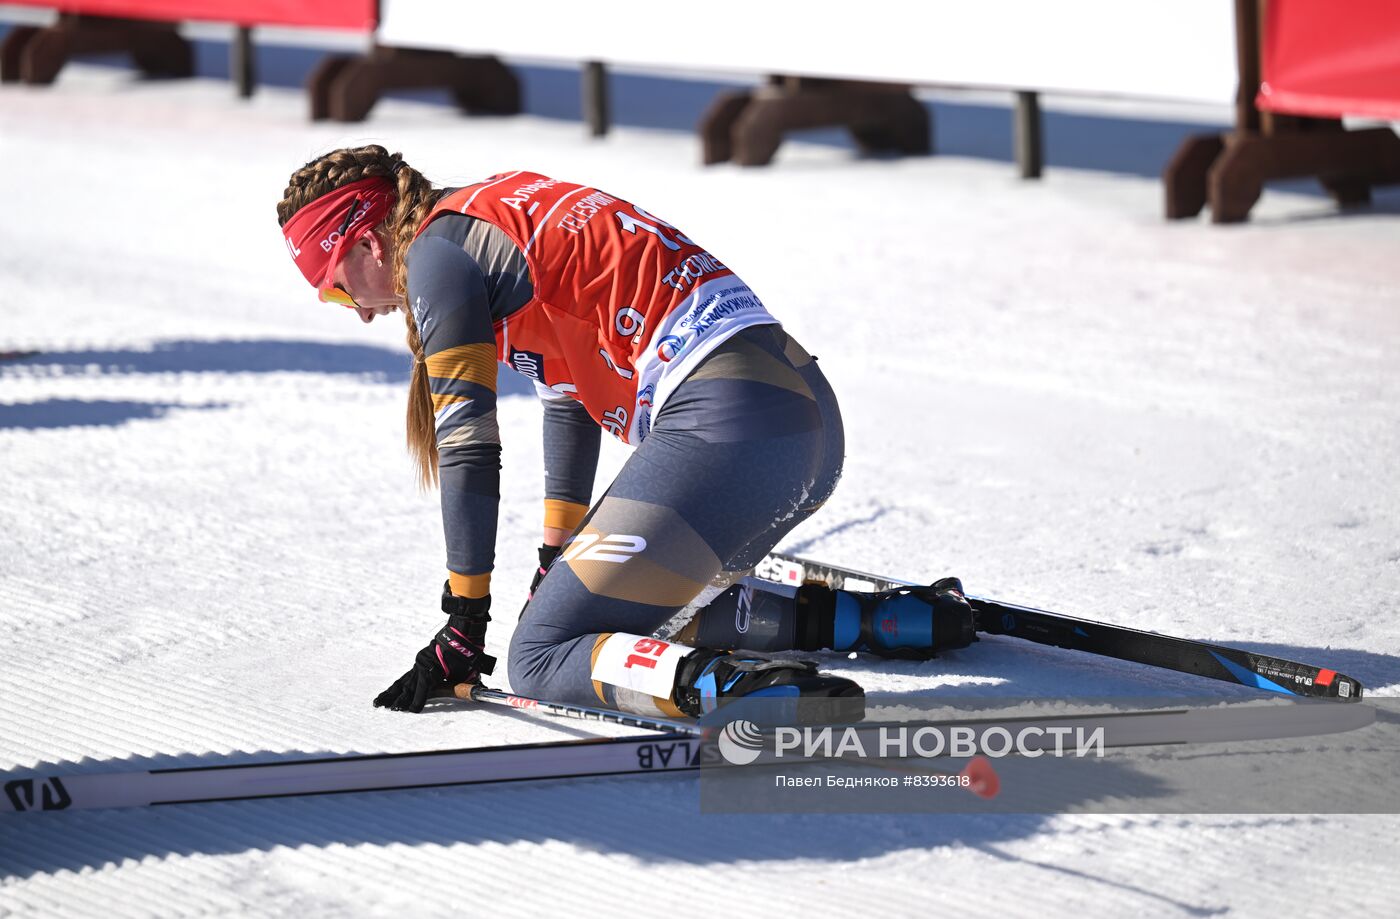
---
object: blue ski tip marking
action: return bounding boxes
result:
[1209,650,1297,695]
[1074,626,1089,637]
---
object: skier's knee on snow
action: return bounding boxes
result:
[504,616,572,701]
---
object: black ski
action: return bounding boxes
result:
[758,552,1364,701]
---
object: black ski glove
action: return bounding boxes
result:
[374,584,497,713]
[529,544,562,600]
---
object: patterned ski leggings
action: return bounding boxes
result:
[507,323,844,710]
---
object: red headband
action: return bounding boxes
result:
[282,177,396,288]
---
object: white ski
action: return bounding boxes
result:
[2,701,1374,814]
[2,733,701,814]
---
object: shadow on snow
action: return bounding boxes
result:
[0,340,537,430]
[0,398,230,430]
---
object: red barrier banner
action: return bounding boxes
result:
[1257,0,1400,120]
[1,1,375,30]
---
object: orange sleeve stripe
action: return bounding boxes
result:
[543,499,590,531]
[431,391,474,413]
[448,571,492,600]
[425,343,497,391]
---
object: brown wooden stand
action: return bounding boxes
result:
[0,14,192,85]
[700,76,931,166]
[0,26,39,83]
[307,45,520,123]
[1163,0,1400,222]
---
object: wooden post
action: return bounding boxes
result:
[582,60,609,137]
[1014,90,1042,179]
[1234,0,1262,135]
[231,26,255,99]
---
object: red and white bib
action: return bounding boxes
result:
[415,171,776,444]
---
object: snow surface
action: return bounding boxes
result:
[3,65,1399,916]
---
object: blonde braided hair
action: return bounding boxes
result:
[277,145,444,487]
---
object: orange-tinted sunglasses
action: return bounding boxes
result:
[317,197,365,309]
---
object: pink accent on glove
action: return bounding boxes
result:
[529,566,548,599]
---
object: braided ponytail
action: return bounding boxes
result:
[277,145,444,488]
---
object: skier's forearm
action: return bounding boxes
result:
[440,441,501,598]
[540,393,599,537]
[407,233,503,599]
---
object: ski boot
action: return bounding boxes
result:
[673,649,865,725]
[797,577,978,659]
[677,576,978,659]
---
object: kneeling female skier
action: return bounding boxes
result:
[276,146,973,723]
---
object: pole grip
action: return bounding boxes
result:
[429,682,481,701]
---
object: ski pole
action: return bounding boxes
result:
[437,684,1001,797]
[438,683,702,737]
